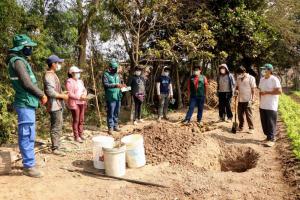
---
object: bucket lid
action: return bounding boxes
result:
[92,136,114,143]
[121,134,143,146]
[103,144,126,154]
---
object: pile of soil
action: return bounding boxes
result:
[206,80,219,108]
[134,122,204,165]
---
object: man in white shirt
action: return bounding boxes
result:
[235,66,256,134]
[258,64,282,147]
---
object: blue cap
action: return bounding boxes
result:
[47,55,64,65]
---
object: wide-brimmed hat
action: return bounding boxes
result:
[10,34,37,52]
[109,58,119,69]
[69,66,83,73]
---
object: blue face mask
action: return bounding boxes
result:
[22,46,33,57]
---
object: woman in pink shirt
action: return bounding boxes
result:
[66,66,87,143]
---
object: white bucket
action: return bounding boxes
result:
[92,136,115,169]
[121,134,146,168]
[103,144,126,177]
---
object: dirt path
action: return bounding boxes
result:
[0,105,298,200]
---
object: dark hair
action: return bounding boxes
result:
[194,66,202,70]
[68,72,72,78]
[236,66,246,74]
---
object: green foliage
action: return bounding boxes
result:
[279,94,300,159]
[0,84,17,144]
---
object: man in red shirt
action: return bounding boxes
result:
[182,66,208,124]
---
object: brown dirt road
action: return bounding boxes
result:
[0,105,298,200]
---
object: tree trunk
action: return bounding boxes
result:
[76,0,100,67]
[176,63,183,109]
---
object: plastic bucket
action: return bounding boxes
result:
[121,134,146,168]
[92,136,115,169]
[103,144,126,177]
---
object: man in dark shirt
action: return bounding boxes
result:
[156,66,173,121]
[7,34,47,178]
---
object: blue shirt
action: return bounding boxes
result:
[157,76,171,94]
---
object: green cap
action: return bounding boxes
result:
[10,34,37,52]
[109,58,119,69]
[262,63,273,71]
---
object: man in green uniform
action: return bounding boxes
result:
[6,34,47,178]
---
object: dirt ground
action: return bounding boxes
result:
[0,104,299,200]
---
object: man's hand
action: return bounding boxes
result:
[80,95,87,101]
[40,95,48,105]
[158,95,161,100]
[60,93,69,100]
[169,95,173,99]
[260,91,267,96]
[116,84,123,88]
[234,90,239,96]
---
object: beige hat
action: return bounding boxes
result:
[69,66,83,73]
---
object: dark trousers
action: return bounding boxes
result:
[70,104,86,138]
[107,100,121,129]
[185,96,205,122]
[50,109,63,150]
[238,102,254,129]
[259,108,277,140]
[218,92,233,120]
[133,96,142,120]
[159,93,169,117]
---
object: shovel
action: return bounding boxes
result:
[231,95,238,134]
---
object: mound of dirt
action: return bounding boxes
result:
[133,122,204,165]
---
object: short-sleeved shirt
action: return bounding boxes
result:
[259,75,281,111]
[157,76,171,94]
[237,73,256,102]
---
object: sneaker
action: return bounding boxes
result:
[217,119,225,123]
[265,140,275,147]
[52,149,66,156]
[226,118,233,123]
[80,136,85,140]
[157,116,162,121]
[237,127,243,132]
[163,116,169,120]
[75,137,83,143]
[108,128,113,135]
[182,120,190,125]
[197,121,204,126]
[138,119,144,123]
[248,129,255,134]
[114,127,121,132]
[23,167,43,178]
[133,120,138,125]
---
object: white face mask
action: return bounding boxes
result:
[135,71,141,76]
[220,69,226,74]
[238,74,245,79]
[74,73,81,79]
[193,70,200,76]
[163,71,169,76]
[261,70,266,77]
[56,64,62,72]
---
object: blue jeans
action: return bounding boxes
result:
[184,96,205,122]
[107,101,121,129]
[15,107,36,168]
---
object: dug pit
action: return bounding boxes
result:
[188,137,259,172]
[219,146,259,173]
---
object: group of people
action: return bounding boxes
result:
[6,34,282,178]
[7,34,88,177]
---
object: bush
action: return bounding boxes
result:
[279,94,300,159]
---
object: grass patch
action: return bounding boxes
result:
[279,94,300,159]
[293,91,300,98]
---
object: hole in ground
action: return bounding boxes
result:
[220,147,259,173]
